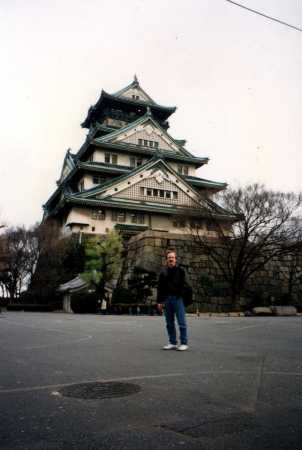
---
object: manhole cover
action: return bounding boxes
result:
[59,382,141,399]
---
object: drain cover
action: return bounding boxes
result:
[59,382,141,400]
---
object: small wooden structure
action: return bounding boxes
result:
[58,275,89,313]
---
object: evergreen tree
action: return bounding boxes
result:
[81,231,123,301]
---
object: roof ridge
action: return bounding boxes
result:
[112,77,156,105]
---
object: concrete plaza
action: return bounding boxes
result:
[0,311,301,449]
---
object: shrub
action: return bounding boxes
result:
[6,304,24,311]
[111,287,135,305]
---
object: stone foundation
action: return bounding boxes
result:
[121,230,302,312]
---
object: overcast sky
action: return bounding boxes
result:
[1,0,301,227]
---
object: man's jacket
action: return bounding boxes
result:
[157,266,187,304]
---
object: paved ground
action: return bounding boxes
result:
[0,311,301,450]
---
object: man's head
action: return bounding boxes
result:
[166,250,177,268]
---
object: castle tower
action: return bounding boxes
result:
[43,77,231,237]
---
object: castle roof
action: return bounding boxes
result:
[76,111,209,168]
[54,157,234,221]
[81,77,176,128]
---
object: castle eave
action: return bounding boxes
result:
[81,90,176,129]
[92,141,208,167]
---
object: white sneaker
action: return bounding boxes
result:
[177,344,189,351]
[163,344,178,350]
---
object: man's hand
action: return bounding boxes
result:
[157,303,163,314]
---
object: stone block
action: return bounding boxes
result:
[252,307,273,316]
[271,306,297,316]
[154,238,162,247]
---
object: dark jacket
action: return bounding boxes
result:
[157,265,186,304]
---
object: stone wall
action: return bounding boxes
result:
[121,230,302,312]
[122,230,231,312]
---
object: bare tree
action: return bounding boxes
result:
[189,183,302,303]
[27,220,85,304]
[278,218,302,305]
[0,226,31,301]
[0,221,57,301]
[0,220,85,304]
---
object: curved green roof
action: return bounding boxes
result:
[81,89,176,129]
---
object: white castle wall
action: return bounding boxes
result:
[63,206,202,235]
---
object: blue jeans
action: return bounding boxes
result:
[164,296,188,345]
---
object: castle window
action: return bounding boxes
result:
[130,156,143,168]
[88,153,94,162]
[105,152,118,165]
[91,209,106,220]
[177,165,189,175]
[139,187,179,201]
[92,176,106,185]
[111,210,126,223]
[79,180,84,192]
[131,213,145,224]
[139,139,159,148]
[117,211,126,222]
[130,156,136,168]
[173,219,186,228]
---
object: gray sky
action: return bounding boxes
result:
[1,0,301,227]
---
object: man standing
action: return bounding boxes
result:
[157,250,189,351]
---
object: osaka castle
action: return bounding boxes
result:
[43,77,231,237]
